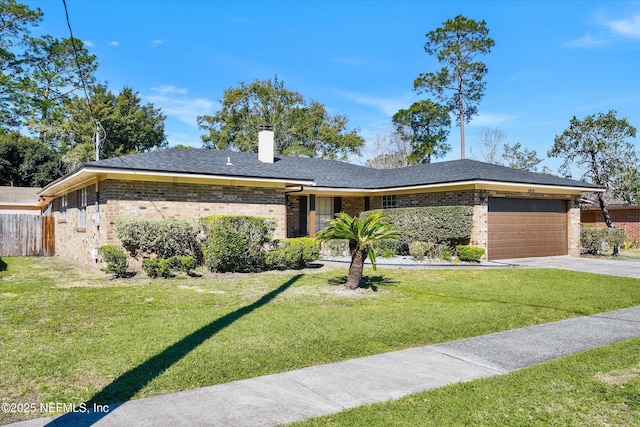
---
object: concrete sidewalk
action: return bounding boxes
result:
[9,306,640,427]
[498,255,640,279]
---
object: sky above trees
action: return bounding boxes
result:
[27,0,640,171]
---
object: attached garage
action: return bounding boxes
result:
[488,198,568,260]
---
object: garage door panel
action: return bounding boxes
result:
[488,198,567,260]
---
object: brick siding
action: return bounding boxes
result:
[52,179,286,268]
[581,208,640,241]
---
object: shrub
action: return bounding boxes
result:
[116,218,201,262]
[142,258,172,278]
[580,226,627,255]
[456,245,485,262]
[98,245,128,277]
[265,238,320,270]
[199,215,275,272]
[167,256,197,274]
[321,239,350,257]
[380,248,396,258]
[373,239,401,256]
[623,240,640,250]
[360,206,473,250]
[409,241,433,261]
[0,257,6,272]
[438,245,452,260]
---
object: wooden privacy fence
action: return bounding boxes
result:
[0,214,55,257]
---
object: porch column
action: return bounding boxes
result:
[308,195,316,238]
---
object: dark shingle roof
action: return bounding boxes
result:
[81,148,600,190]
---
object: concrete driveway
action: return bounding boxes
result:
[497,255,640,279]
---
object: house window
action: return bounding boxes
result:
[60,194,67,221]
[78,188,87,228]
[314,196,334,232]
[382,195,397,209]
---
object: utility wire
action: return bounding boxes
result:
[61,0,96,123]
[60,1,165,218]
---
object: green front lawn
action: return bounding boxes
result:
[1,257,639,424]
[293,337,640,426]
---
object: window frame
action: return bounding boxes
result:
[382,195,397,209]
[77,188,87,229]
[59,194,67,221]
[311,196,334,233]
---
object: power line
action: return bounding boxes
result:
[61,0,96,122]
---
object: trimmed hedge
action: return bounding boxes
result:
[116,218,201,261]
[98,245,128,277]
[142,258,172,278]
[199,215,275,272]
[456,245,485,262]
[321,239,350,257]
[361,206,473,253]
[580,226,627,255]
[168,256,197,273]
[265,238,320,270]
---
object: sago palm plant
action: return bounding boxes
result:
[316,211,400,290]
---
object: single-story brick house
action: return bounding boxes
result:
[581,194,640,242]
[38,128,602,267]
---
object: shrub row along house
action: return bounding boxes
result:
[37,127,602,267]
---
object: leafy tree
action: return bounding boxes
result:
[316,212,400,290]
[0,131,63,186]
[549,110,639,254]
[0,0,42,128]
[21,35,98,145]
[414,15,494,159]
[197,76,364,159]
[392,100,451,164]
[501,142,543,172]
[61,85,167,168]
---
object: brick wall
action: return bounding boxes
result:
[396,190,477,208]
[286,195,301,237]
[52,179,287,268]
[284,190,580,259]
[581,208,640,241]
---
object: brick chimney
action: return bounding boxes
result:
[258,125,274,163]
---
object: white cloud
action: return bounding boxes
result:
[566,10,640,47]
[83,40,95,48]
[144,87,215,126]
[606,13,640,39]
[109,41,120,47]
[151,85,189,95]
[336,90,416,117]
[151,39,166,46]
[563,33,609,48]
[470,113,519,127]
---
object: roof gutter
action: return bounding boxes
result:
[38,167,316,198]
[298,180,605,195]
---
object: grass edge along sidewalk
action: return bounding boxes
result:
[8,306,640,427]
[2,257,640,425]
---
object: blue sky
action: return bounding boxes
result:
[28,0,640,173]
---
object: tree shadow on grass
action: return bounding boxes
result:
[47,274,303,426]
[328,275,399,292]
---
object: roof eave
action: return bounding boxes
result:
[38,167,316,199]
[297,179,604,195]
